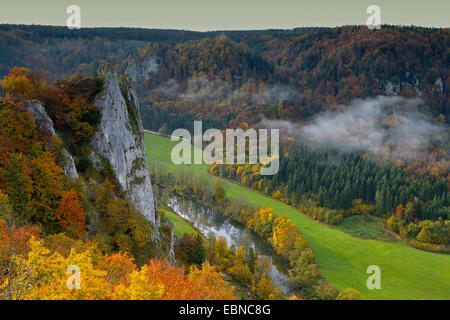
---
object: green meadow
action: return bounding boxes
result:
[145,132,450,300]
[162,207,200,238]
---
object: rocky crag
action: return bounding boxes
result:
[90,65,156,223]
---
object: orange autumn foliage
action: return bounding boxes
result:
[271,216,303,257]
[0,67,45,99]
[0,98,39,158]
[117,259,235,300]
[188,262,236,300]
[395,204,405,218]
[55,189,86,238]
[98,252,137,287]
[1,236,235,300]
[0,219,40,252]
[29,151,65,220]
[0,217,40,269]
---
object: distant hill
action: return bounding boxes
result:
[0,24,448,126]
[259,26,449,115]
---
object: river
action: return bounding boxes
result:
[167,196,292,296]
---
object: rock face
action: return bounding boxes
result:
[26,101,79,180]
[60,148,79,179]
[378,73,444,97]
[0,84,5,98]
[435,77,443,93]
[125,55,159,84]
[27,101,56,135]
[91,65,155,223]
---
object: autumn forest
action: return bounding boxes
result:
[0,23,448,302]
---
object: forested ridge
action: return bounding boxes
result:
[0,24,448,123]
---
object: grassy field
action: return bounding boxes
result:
[163,207,200,238]
[336,215,398,242]
[144,132,450,300]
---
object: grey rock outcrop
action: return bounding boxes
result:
[88,150,104,171]
[0,84,5,98]
[125,55,159,84]
[26,101,79,180]
[91,65,155,223]
[60,148,79,179]
[435,77,443,93]
[27,101,56,136]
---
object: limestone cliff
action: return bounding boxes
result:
[27,101,56,136]
[9,69,172,262]
[26,100,78,180]
[125,55,159,85]
[91,65,156,223]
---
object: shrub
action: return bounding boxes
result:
[77,155,92,173]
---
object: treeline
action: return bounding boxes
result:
[210,145,449,250]
[212,146,449,221]
[0,24,209,43]
[1,24,447,127]
[0,28,132,77]
[386,216,449,252]
[0,24,317,46]
[140,102,238,135]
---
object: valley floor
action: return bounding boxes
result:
[145,132,450,300]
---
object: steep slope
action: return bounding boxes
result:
[90,65,156,223]
[0,66,176,267]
